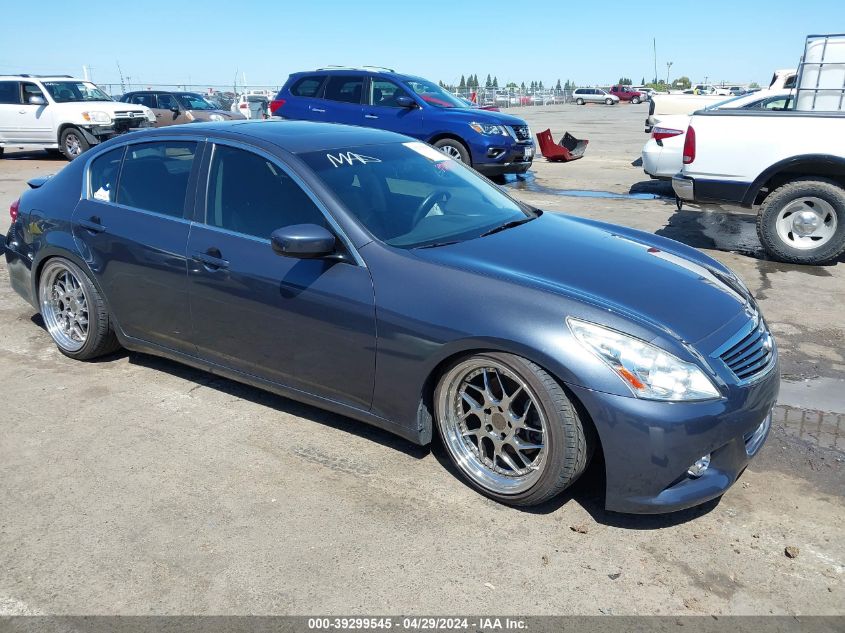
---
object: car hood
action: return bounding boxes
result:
[54,101,149,113]
[435,106,528,127]
[411,212,750,345]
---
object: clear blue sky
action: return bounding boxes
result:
[2,0,841,89]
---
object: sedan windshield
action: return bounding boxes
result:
[43,81,112,103]
[404,79,468,109]
[299,142,536,248]
[176,93,217,110]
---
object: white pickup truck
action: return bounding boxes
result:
[673,109,845,264]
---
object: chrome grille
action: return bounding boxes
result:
[717,316,776,383]
[113,110,145,119]
[510,125,531,141]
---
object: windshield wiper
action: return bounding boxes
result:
[414,240,462,249]
[478,216,536,238]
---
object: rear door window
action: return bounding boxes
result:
[0,81,21,104]
[88,147,125,203]
[290,76,326,98]
[117,141,197,217]
[129,93,156,108]
[323,76,364,104]
[206,144,327,239]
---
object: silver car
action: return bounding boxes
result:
[572,88,620,105]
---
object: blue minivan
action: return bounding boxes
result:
[270,68,535,177]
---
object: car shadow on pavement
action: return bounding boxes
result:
[3,149,62,161]
[126,351,431,460]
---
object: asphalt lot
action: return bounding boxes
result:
[0,104,843,616]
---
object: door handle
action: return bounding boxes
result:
[310,107,326,113]
[78,217,106,233]
[364,114,379,119]
[191,250,229,270]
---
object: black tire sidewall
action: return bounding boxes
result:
[434,352,586,506]
[757,179,845,264]
[576,98,584,105]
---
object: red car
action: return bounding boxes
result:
[608,85,644,103]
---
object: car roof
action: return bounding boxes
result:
[289,68,427,83]
[114,120,408,153]
[0,75,83,81]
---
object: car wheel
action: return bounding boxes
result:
[575,98,585,105]
[0,147,4,158]
[435,352,591,506]
[605,98,614,105]
[756,178,845,265]
[632,97,640,104]
[433,138,470,164]
[59,127,90,161]
[38,258,120,360]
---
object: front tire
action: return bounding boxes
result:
[59,127,89,161]
[605,98,614,105]
[756,178,845,264]
[575,98,585,105]
[632,97,641,104]
[432,138,470,164]
[435,352,590,506]
[38,258,120,360]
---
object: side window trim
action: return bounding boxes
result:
[83,136,205,221]
[199,139,364,266]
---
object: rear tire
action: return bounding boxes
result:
[432,138,470,165]
[632,97,641,104]
[435,352,591,507]
[59,127,89,161]
[38,258,121,360]
[756,178,845,265]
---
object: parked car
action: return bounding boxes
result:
[609,85,644,103]
[642,91,794,179]
[231,93,269,119]
[120,91,244,126]
[4,120,777,513]
[0,74,154,160]
[674,104,845,264]
[271,68,534,177]
[572,88,619,105]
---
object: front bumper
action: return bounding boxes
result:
[568,358,779,514]
[474,143,534,176]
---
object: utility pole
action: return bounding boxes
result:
[666,61,673,85]
[116,61,126,94]
[653,38,658,84]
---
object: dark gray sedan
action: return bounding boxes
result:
[4,121,778,513]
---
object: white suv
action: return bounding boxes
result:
[0,75,155,160]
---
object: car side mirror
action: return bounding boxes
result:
[28,95,46,106]
[271,224,337,259]
[395,95,416,108]
[170,106,181,114]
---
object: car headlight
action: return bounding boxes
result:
[209,114,226,122]
[567,318,720,401]
[470,122,509,136]
[82,111,111,124]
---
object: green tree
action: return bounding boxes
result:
[539,80,544,90]
[459,75,466,90]
[521,81,526,91]
[485,74,492,88]
[641,76,645,85]
[492,76,498,88]
[555,78,562,91]
[674,76,691,89]
[618,77,632,86]
[506,82,518,89]
[749,81,760,89]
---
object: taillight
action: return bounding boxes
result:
[239,102,248,108]
[652,127,683,141]
[269,98,286,115]
[682,125,696,164]
[9,198,20,222]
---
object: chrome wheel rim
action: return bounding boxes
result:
[39,264,89,352]
[439,145,464,162]
[775,197,837,250]
[65,133,82,156]
[438,359,548,494]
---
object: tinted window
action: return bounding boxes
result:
[0,81,20,104]
[370,79,411,107]
[323,76,364,104]
[89,147,125,203]
[22,83,45,103]
[206,145,327,239]
[156,93,180,110]
[129,93,156,108]
[117,142,197,217]
[291,76,325,97]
